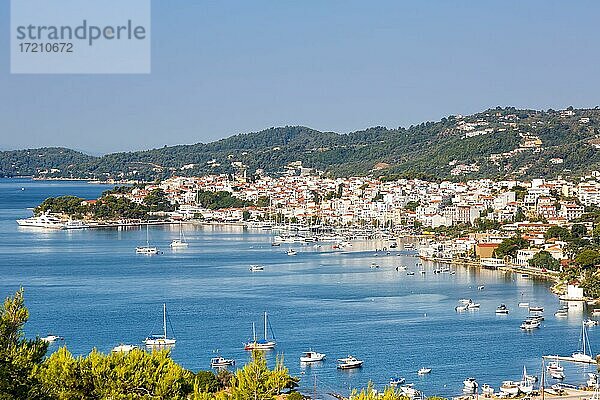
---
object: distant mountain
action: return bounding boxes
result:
[2,107,600,181]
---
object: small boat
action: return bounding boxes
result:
[389,377,406,386]
[40,334,64,343]
[244,312,276,350]
[529,314,544,322]
[300,350,326,363]
[585,319,598,327]
[467,302,480,310]
[397,265,407,271]
[481,384,494,397]
[521,274,529,278]
[529,306,544,312]
[143,303,176,346]
[249,265,264,272]
[459,299,472,304]
[499,381,520,396]
[406,271,415,276]
[112,344,137,353]
[337,355,363,369]
[210,356,235,368]
[572,321,594,362]
[287,249,297,256]
[555,309,568,318]
[519,366,534,393]
[455,304,469,312]
[496,304,509,314]
[477,285,485,290]
[518,302,530,308]
[137,225,160,255]
[449,270,456,275]
[550,370,565,380]
[547,360,564,373]
[417,367,431,375]
[520,319,541,330]
[420,270,426,275]
[399,384,420,398]
[271,242,281,247]
[463,378,478,392]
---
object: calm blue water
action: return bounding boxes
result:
[0,178,597,398]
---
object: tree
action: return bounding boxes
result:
[571,224,587,239]
[575,249,600,269]
[229,351,295,400]
[544,226,571,241]
[528,251,560,271]
[0,288,48,400]
[494,235,528,258]
[404,201,420,212]
[195,371,220,393]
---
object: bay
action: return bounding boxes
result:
[0,178,596,398]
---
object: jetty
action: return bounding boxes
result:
[542,355,597,365]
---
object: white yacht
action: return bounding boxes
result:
[520,318,541,330]
[286,249,297,256]
[40,334,64,343]
[463,378,478,393]
[399,384,421,399]
[389,377,406,386]
[210,356,235,368]
[112,344,137,353]
[170,223,188,248]
[572,321,594,362]
[495,304,509,314]
[249,265,264,272]
[499,381,519,396]
[17,211,65,229]
[244,312,276,350]
[337,355,363,369]
[300,350,326,363]
[417,367,432,375]
[143,303,176,346]
[136,225,159,255]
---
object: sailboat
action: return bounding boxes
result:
[136,224,159,255]
[170,222,188,248]
[143,303,176,346]
[518,366,534,393]
[244,312,276,350]
[572,321,594,362]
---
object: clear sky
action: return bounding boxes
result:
[1,0,599,154]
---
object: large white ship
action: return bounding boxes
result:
[16,212,65,229]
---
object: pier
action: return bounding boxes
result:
[542,355,597,365]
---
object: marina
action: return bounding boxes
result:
[2,179,600,398]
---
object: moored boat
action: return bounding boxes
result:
[210,356,235,368]
[389,377,406,386]
[143,303,176,346]
[496,304,509,314]
[300,350,326,363]
[244,312,276,350]
[112,344,137,353]
[417,367,431,375]
[337,355,363,369]
[40,334,64,343]
[499,381,519,396]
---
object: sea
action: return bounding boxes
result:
[0,178,597,398]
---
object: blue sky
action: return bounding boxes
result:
[1,0,599,154]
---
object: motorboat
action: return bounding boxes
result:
[572,321,594,362]
[550,370,565,380]
[249,265,264,272]
[389,377,406,386]
[286,249,298,256]
[64,220,89,229]
[463,378,478,393]
[337,356,363,369]
[499,381,520,396]
[547,360,564,373]
[406,271,415,276]
[399,384,421,399]
[520,319,541,330]
[518,302,530,308]
[467,302,480,310]
[529,306,544,312]
[496,304,509,314]
[300,350,326,363]
[455,304,469,312]
[584,319,598,327]
[529,314,544,322]
[112,344,137,353]
[417,367,431,375]
[555,309,568,318]
[210,356,235,368]
[481,384,494,397]
[244,312,276,350]
[40,334,64,343]
[477,285,485,290]
[17,211,65,229]
[143,303,176,346]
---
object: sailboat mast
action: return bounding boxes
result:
[264,311,268,341]
[252,322,256,342]
[163,303,167,339]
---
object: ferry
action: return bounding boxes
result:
[17,212,65,229]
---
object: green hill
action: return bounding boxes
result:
[2,106,600,181]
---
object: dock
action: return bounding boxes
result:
[542,355,597,365]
